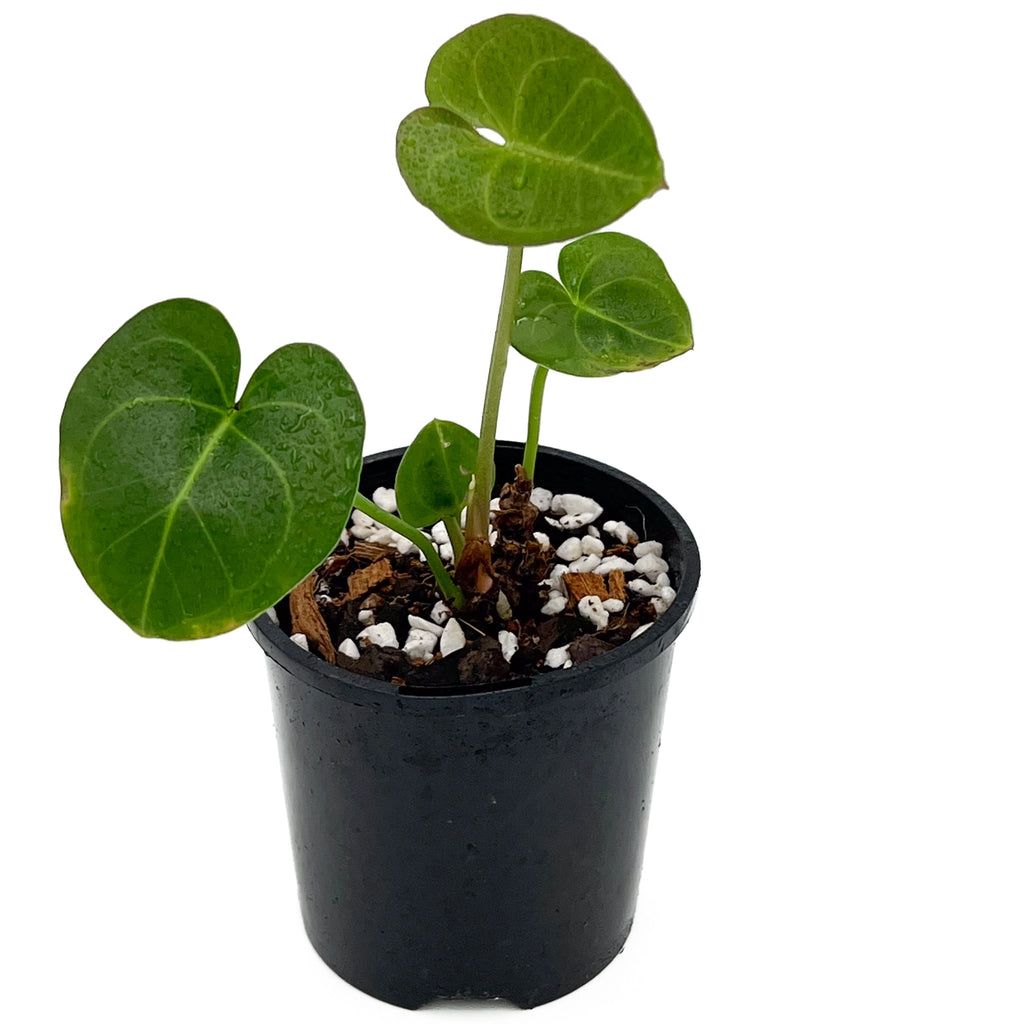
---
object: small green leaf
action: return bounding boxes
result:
[395,419,479,528]
[396,14,664,245]
[59,298,365,639]
[511,232,693,377]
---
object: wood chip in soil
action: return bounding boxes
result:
[289,573,336,664]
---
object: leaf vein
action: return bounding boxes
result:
[227,425,296,571]
[83,395,227,469]
[138,412,234,631]
[574,304,682,349]
[186,498,238,594]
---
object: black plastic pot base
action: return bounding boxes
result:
[309,924,631,1010]
[250,444,699,1009]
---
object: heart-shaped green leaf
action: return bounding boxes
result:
[396,14,665,246]
[59,298,365,639]
[395,419,480,529]
[511,232,693,377]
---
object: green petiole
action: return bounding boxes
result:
[522,364,548,480]
[465,245,524,543]
[352,492,465,608]
[442,514,465,561]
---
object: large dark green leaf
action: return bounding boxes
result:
[512,232,693,377]
[395,419,479,528]
[396,14,665,245]
[59,298,365,639]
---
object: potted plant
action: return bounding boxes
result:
[59,13,700,1009]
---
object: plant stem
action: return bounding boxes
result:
[442,513,465,560]
[522,364,549,480]
[352,492,464,608]
[465,244,524,541]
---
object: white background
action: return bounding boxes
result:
[3,0,1022,1020]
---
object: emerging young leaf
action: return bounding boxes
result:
[395,419,479,528]
[396,14,664,246]
[512,232,693,377]
[59,299,365,639]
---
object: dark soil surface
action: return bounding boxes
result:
[277,468,665,693]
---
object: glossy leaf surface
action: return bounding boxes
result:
[395,419,479,528]
[396,14,664,245]
[512,232,693,377]
[59,299,365,639]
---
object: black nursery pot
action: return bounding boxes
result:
[248,443,700,1009]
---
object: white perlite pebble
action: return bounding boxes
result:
[338,529,350,547]
[489,529,498,545]
[357,609,375,625]
[555,536,583,561]
[577,595,610,630]
[496,590,513,620]
[635,553,670,581]
[651,597,670,616]
[545,644,572,669]
[530,487,553,511]
[439,543,454,563]
[490,497,502,511]
[372,487,398,514]
[603,520,639,545]
[338,638,360,660]
[439,617,466,657]
[540,593,568,616]
[430,601,451,625]
[588,525,601,538]
[551,493,603,529]
[602,598,625,614]
[630,622,654,640]
[543,564,570,595]
[629,579,662,597]
[404,628,438,663]
[533,531,551,549]
[290,633,310,651]
[544,516,565,531]
[264,606,279,626]
[392,534,417,557]
[408,614,444,637]
[498,630,519,663]
[580,534,604,556]
[357,622,399,649]
[655,572,671,588]
[567,553,602,574]
[595,556,635,575]
[430,521,449,545]
[633,540,663,559]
